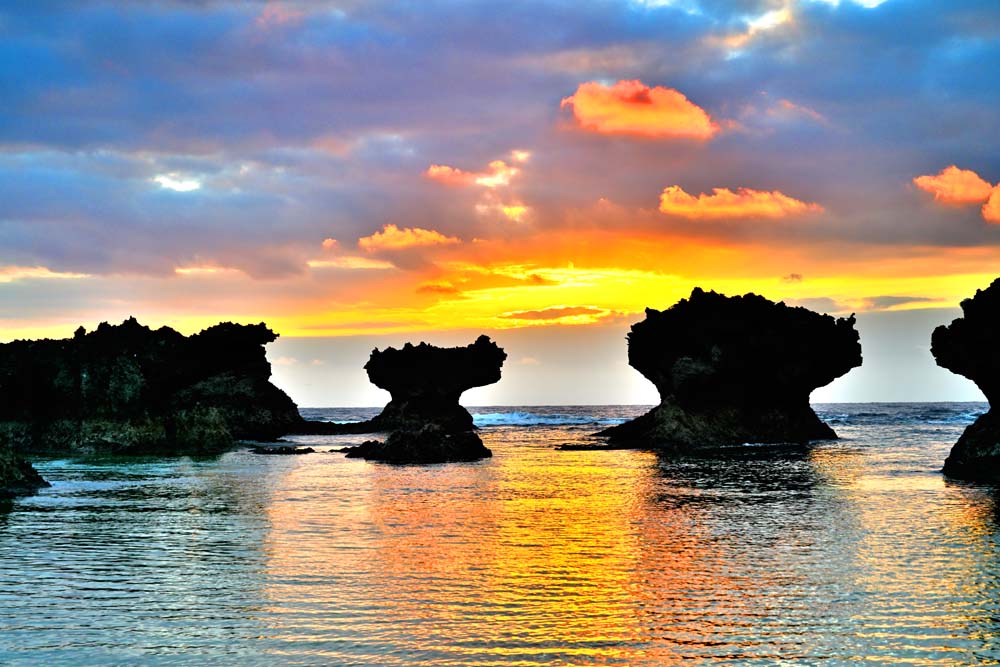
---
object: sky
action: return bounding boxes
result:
[1,0,998,406]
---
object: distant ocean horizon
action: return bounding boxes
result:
[3,401,998,665]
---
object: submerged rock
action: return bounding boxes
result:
[932,278,1000,481]
[250,445,315,455]
[597,288,862,450]
[343,425,492,463]
[0,444,49,498]
[0,318,303,456]
[299,335,506,436]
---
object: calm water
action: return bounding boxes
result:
[2,403,999,666]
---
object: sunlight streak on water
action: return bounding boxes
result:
[0,404,998,665]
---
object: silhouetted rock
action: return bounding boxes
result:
[597,288,862,450]
[299,335,506,436]
[0,445,49,498]
[932,278,1000,481]
[0,318,303,456]
[250,445,315,455]
[343,425,492,463]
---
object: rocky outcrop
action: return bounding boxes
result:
[932,278,1000,481]
[343,425,492,463]
[363,335,506,432]
[313,336,505,462]
[597,288,862,450]
[302,335,506,434]
[0,318,303,456]
[0,445,49,498]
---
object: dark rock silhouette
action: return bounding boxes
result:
[310,336,505,462]
[0,445,49,498]
[0,318,302,456]
[597,288,862,449]
[300,335,506,433]
[251,445,315,455]
[343,425,492,463]
[932,278,1000,481]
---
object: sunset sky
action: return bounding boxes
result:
[2,0,998,405]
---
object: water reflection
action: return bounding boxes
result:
[0,405,998,665]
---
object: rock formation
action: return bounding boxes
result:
[319,336,506,462]
[0,318,303,456]
[344,425,492,463]
[0,445,49,498]
[932,278,1000,481]
[597,288,862,450]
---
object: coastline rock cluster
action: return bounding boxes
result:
[336,336,506,463]
[597,288,862,450]
[932,278,1000,481]
[0,318,302,457]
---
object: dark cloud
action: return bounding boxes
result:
[862,295,937,310]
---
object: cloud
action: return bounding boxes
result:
[321,238,338,251]
[517,356,541,366]
[658,186,823,219]
[862,295,936,310]
[152,173,201,192]
[0,265,90,283]
[425,157,522,189]
[560,79,718,140]
[782,273,804,282]
[913,166,994,205]
[307,256,395,270]
[416,281,460,295]
[358,224,460,252]
[501,305,608,321]
[255,3,305,30]
[983,188,1000,223]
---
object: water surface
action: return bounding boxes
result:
[1,403,998,665]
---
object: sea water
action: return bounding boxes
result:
[1,403,998,666]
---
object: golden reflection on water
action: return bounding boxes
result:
[252,420,1000,666]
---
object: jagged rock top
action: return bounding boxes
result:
[627,288,862,408]
[932,277,1000,405]
[0,318,301,452]
[365,335,507,400]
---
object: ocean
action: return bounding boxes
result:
[1,403,998,666]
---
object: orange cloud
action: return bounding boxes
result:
[500,305,612,324]
[983,187,1000,223]
[425,164,474,186]
[913,166,994,205]
[358,224,460,252]
[321,238,338,250]
[658,185,823,219]
[560,79,718,140]
[425,159,520,188]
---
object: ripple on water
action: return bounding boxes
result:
[0,403,998,666]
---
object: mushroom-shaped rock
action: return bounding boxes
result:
[344,425,492,463]
[361,335,506,433]
[932,277,1000,481]
[0,318,304,456]
[597,288,862,449]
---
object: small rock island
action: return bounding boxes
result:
[0,447,49,498]
[336,336,506,462]
[0,318,303,458]
[597,288,862,450]
[932,278,1000,481]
